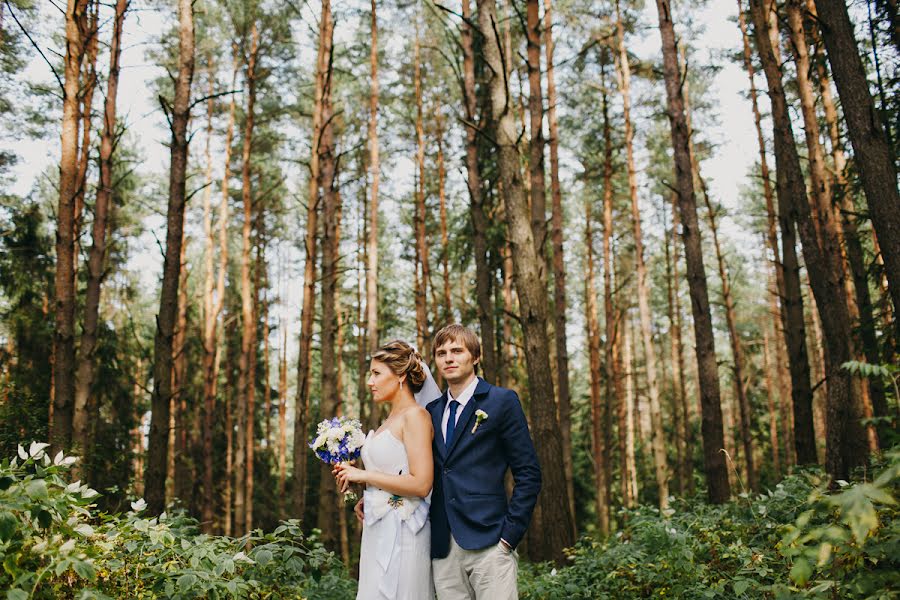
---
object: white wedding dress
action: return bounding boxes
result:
[357,428,433,600]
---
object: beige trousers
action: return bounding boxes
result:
[432,535,518,600]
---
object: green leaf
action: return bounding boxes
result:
[36,509,52,529]
[73,559,97,581]
[790,558,812,586]
[0,512,16,541]
[177,573,198,590]
[255,549,273,567]
[6,589,28,600]
[733,580,750,596]
[25,479,48,499]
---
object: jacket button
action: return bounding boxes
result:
[443,468,450,474]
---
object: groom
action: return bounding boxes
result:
[426,324,541,599]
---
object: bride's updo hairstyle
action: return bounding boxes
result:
[372,340,427,394]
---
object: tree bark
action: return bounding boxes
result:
[655,0,730,503]
[814,0,900,324]
[315,0,339,547]
[201,47,237,533]
[669,195,693,494]
[616,0,669,508]
[51,0,90,452]
[477,0,573,562]
[436,103,452,322]
[664,196,686,495]
[702,191,756,490]
[763,327,782,477]
[72,0,128,461]
[413,25,430,357]
[543,0,573,526]
[751,0,869,479]
[234,20,259,535]
[278,322,288,516]
[364,0,380,432]
[585,190,608,536]
[292,0,329,519]
[742,0,818,466]
[809,0,889,431]
[145,0,194,515]
[461,0,497,384]
[525,0,547,266]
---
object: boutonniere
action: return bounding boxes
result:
[471,409,489,434]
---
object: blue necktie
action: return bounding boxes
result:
[445,400,460,447]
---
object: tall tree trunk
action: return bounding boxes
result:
[525,0,547,267]
[585,192,608,536]
[743,0,818,466]
[234,21,259,535]
[461,0,497,383]
[72,0,127,461]
[814,0,900,323]
[543,0,573,526]
[202,47,237,533]
[664,196,686,495]
[293,0,330,519]
[363,0,380,431]
[73,2,98,273]
[617,0,669,508]
[145,0,194,514]
[763,328,782,477]
[171,228,190,505]
[809,0,890,431]
[477,0,574,562]
[655,0,730,503]
[788,0,880,454]
[702,192,756,490]
[224,314,236,535]
[751,0,869,479]
[278,322,288,516]
[51,0,90,452]
[435,104,452,322]
[413,25,429,357]
[315,0,339,547]
[670,195,693,494]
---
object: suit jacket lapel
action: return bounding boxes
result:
[431,392,448,460]
[445,379,491,458]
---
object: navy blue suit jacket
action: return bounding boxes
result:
[426,378,541,559]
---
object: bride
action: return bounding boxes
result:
[334,340,440,600]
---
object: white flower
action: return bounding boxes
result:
[66,480,82,493]
[29,442,50,459]
[131,499,147,512]
[471,410,489,434]
[312,434,326,450]
[233,551,255,563]
[17,445,28,460]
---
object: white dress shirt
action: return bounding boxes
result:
[441,376,480,440]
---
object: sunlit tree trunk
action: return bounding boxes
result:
[292,0,329,519]
[461,0,497,383]
[278,319,288,517]
[744,0,818,466]
[234,21,259,535]
[616,0,669,508]
[763,328,782,477]
[202,47,237,532]
[477,0,573,562]
[72,0,127,463]
[72,2,98,274]
[363,0,380,431]
[814,0,900,319]
[316,1,340,546]
[808,0,889,432]
[526,0,547,265]
[655,0,730,502]
[413,25,429,357]
[664,197,686,494]
[51,0,90,452]
[751,0,869,479]
[170,230,189,504]
[146,0,194,514]
[543,0,573,525]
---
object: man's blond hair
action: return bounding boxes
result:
[432,324,482,364]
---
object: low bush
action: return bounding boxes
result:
[0,443,355,599]
[520,451,899,599]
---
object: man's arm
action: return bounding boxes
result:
[498,389,542,549]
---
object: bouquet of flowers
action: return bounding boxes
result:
[309,416,366,502]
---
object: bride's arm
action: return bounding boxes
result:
[335,408,434,498]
